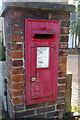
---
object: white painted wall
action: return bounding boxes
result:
[2,0,68,3]
[0,17,2,39]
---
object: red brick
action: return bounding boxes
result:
[12,90,23,97]
[6,69,11,80]
[10,34,23,42]
[6,64,11,73]
[6,48,10,57]
[58,71,66,77]
[26,103,45,109]
[58,111,64,118]
[58,79,66,84]
[60,36,68,42]
[11,17,23,25]
[61,28,69,34]
[11,8,23,17]
[55,98,65,104]
[59,43,68,49]
[51,13,70,20]
[58,85,66,91]
[7,80,11,90]
[57,104,65,109]
[11,25,23,33]
[59,57,67,64]
[58,64,66,71]
[36,106,55,114]
[12,60,23,66]
[12,83,23,90]
[59,49,69,56]
[58,91,65,97]
[47,101,55,105]
[47,111,58,117]
[6,56,12,65]
[6,42,11,49]
[4,9,11,18]
[11,43,23,51]
[15,110,35,118]
[61,21,70,27]
[11,68,24,74]
[5,26,10,35]
[14,104,24,111]
[12,75,24,82]
[24,10,48,19]
[7,78,11,88]
[4,17,10,35]
[7,89,12,98]
[10,52,23,58]
[29,114,46,118]
[12,97,23,104]
[5,36,10,44]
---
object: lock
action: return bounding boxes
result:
[35,70,39,76]
[31,77,36,82]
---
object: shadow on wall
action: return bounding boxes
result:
[0,39,6,61]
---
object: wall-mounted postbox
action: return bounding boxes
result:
[25,19,60,105]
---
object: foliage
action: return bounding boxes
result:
[0,38,6,61]
[70,12,78,35]
[63,112,73,120]
[70,1,80,48]
[71,104,80,113]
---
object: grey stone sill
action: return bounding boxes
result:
[1,2,75,16]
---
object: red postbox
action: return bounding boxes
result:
[25,19,60,105]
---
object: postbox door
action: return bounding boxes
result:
[31,47,53,99]
[25,19,60,105]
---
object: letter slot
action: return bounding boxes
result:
[33,34,54,39]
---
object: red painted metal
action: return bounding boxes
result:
[25,19,60,105]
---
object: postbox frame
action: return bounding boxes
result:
[25,19,60,105]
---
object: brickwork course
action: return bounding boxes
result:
[2,2,75,119]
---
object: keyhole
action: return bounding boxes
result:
[35,71,38,75]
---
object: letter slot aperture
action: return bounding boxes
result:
[33,33,54,39]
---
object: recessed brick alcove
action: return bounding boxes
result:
[2,2,75,119]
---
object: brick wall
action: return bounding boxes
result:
[4,7,70,119]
